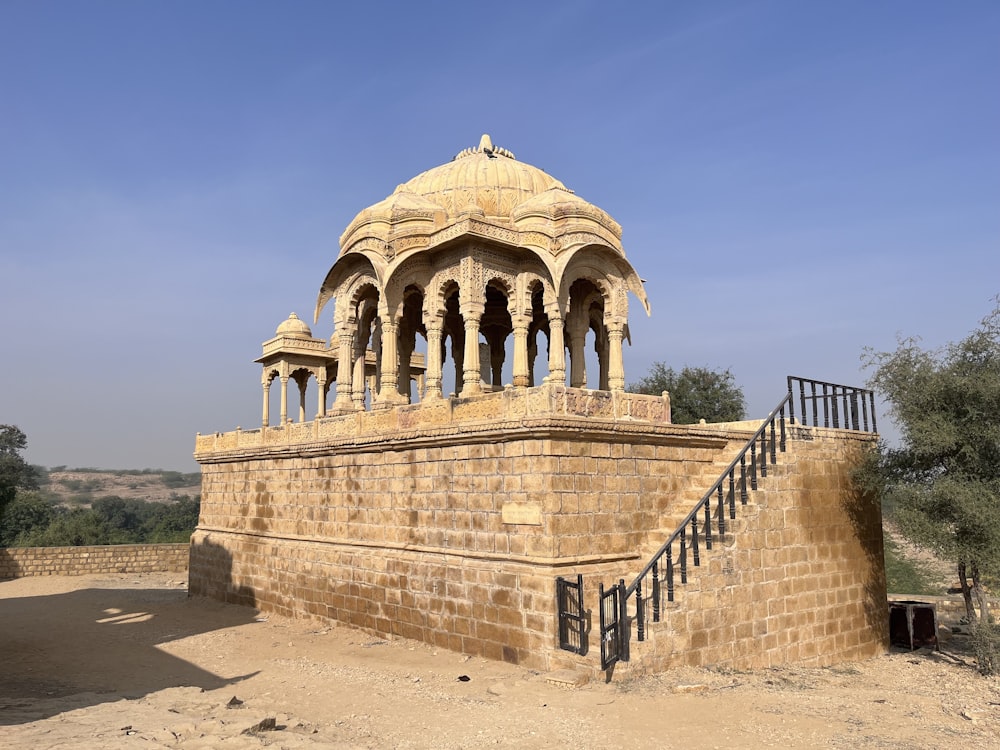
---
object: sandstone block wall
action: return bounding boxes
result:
[595,429,886,676]
[192,390,885,675]
[0,543,190,579]
[191,418,742,671]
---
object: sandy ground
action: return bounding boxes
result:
[1,573,998,749]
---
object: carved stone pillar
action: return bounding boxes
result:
[547,315,566,385]
[397,325,414,403]
[568,324,588,388]
[460,306,483,396]
[317,374,327,418]
[511,315,530,387]
[527,328,539,387]
[352,339,367,411]
[451,327,465,395]
[486,329,505,387]
[376,318,402,408]
[425,322,444,400]
[443,302,465,396]
[333,331,355,413]
[607,321,626,392]
[279,376,289,424]
[262,379,270,427]
[597,327,610,391]
[324,379,334,413]
[370,320,383,396]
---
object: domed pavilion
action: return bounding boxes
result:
[192,136,885,678]
[257,134,649,423]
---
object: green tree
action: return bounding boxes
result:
[9,494,202,548]
[0,491,56,546]
[627,364,746,424]
[24,508,107,547]
[91,496,146,543]
[0,425,38,526]
[861,299,1000,673]
[143,495,201,542]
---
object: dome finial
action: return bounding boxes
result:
[453,135,516,161]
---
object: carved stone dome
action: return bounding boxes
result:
[396,134,565,220]
[275,312,312,338]
[338,134,623,259]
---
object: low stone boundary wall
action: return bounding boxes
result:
[0,543,189,579]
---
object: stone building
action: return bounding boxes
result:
[191,135,887,676]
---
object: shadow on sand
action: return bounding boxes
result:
[0,545,259,726]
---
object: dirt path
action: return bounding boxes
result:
[1,573,998,749]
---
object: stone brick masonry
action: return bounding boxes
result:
[0,543,189,579]
[592,428,887,676]
[190,427,727,669]
[191,385,886,674]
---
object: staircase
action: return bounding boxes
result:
[640,438,755,553]
[590,376,879,673]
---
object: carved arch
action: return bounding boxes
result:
[426,268,463,319]
[383,256,433,321]
[557,244,649,318]
[315,252,386,324]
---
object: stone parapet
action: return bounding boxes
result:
[0,543,190,579]
[194,384,674,461]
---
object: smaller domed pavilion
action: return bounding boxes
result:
[256,312,425,426]
[255,313,329,426]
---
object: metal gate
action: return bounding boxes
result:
[556,574,587,655]
[598,579,629,670]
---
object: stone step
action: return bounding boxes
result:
[645,528,741,545]
[543,668,591,688]
[645,503,756,538]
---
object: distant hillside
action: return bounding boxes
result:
[36,467,201,506]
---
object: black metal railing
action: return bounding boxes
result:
[595,376,876,668]
[787,375,877,432]
[556,574,587,655]
[598,579,627,670]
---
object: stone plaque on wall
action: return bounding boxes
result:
[501,501,543,525]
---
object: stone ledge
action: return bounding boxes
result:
[193,527,640,569]
[195,414,742,465]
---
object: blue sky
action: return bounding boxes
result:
[1,1,997,471]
